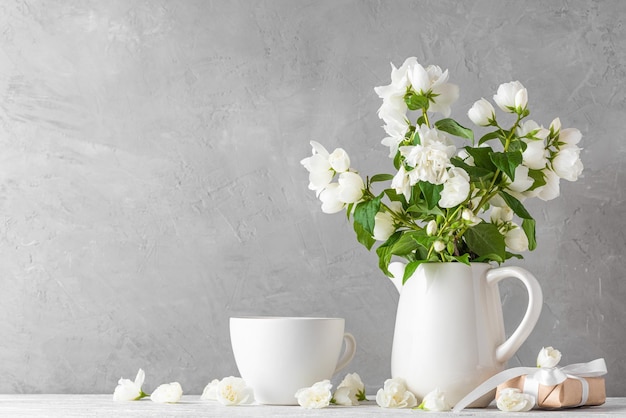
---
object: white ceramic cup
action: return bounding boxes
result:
[229,316,356,405]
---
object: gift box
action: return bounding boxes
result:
[496,375,606,409]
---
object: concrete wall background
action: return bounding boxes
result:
[0,0,624,396]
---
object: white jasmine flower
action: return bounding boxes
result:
[408,63,459,117]
[462,208,481,226]
[517,120,549,141]
[150,382,183,404]
[216,376,254,406]
[534,169,560,201]
[381,118,410,158]
[333,373,366,406]
[375,378,417,408]
[507,165,534,193]
[433,240,446,253]
[201,379,220,401]
[439,167,470,208]
[391,165,412,201]
[559,127,582,147]
[295,380,332,409]
[300,141,333,195]
[552,146,583,181]
[490,206,513,223]
[400,126,456,185]
[113,369,147,402]
[426,219,438,236]
[375,57,415,103]
[337,171,365,204]
[537,346,562,368]
[467,98,495,126]
[550,117,562,133]
[497,388,535,412]
[522,140,549,170]
[493,81,528,113]
[374,211,396,241]
[328,148,351,173]
[319,183,344,214]
[418,388,451,411]
[505,224,529,252]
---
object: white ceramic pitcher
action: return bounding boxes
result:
[388,262,543,407]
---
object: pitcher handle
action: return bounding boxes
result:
[333,333,357,374]
[486,266,543,364]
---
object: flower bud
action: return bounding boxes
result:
[550,117,561,134]
[537,346,562,368]
[328,148,351,173]
[514,88,528,113]
[433,240,446,253]
[493,81,526,113]
[373,211,395,241]
[426,220,438,236]
[418,388,451,411]
[461,209,480,226]
[467,98,495,126]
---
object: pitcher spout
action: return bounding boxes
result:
[387,262,406,293]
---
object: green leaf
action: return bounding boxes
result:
[390,231,424,255]
[406,201,445,217]
[490,151,522,181]
[527,169,547,191]
[370,174,394,183]
[473,253,504,263]
[507,139,528,153]
[450,253,471,265]
[499,191,533,219]
[464,223,506,260]
[450,157,493,184]
[403,260,426,284]
[464,146,496,170]
[353,219,376,250]
[435,118,474,142]
[376,232,402,277]
[522,218,537,251]
[418,181,443,210]
[384,188,406,204]
[353,197,381,235]
[478,130,502,146]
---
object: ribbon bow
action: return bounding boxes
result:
[452,358,607,413]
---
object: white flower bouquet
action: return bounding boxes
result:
[302,57,583,282]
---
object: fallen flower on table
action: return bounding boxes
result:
[216,376,254,406]
[200,378,220,401]
[150,382,183,404]
[333,373,367,406]
[375,378,417,408]
[112,368,148,402]
[537,346,562,368]
[417,388,451,411]
[496,388,535,412]
[295,380,333,409]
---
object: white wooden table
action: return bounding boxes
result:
[0,395,624,417]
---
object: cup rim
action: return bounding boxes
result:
[230,316,344,321]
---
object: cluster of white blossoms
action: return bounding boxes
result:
[469,82,583,201]
[295,373,367,409]
[112,369,183,404]
[201,376,254,406]
[375,378,451,411]
[300,141,365,214]
[375,58,470,209]
[495,346,563,412]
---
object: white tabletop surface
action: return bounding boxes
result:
[0,395,624,417]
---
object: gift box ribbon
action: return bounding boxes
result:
[452,358,607,413]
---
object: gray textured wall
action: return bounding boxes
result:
[0,0,624,397]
